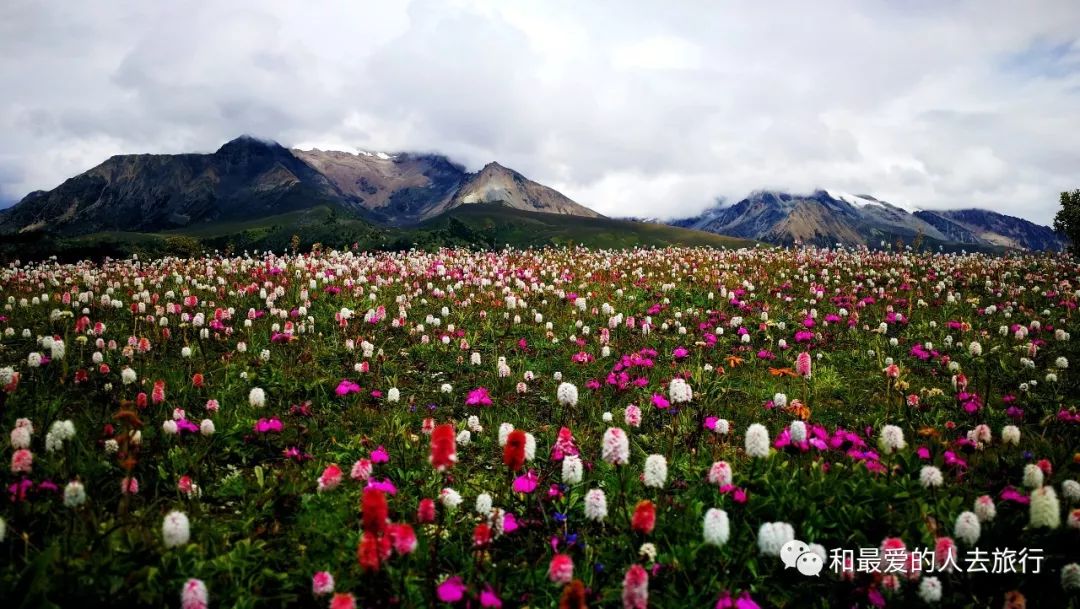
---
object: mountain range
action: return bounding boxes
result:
[0,136,1066,253]
[666,190,1066,251]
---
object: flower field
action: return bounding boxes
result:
[1,246,1079,608]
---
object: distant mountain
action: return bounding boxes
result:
[664,190,1065,251]
[0,136,602,235]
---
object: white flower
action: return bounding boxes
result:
[584,489,607,522]
[181,346,192,358]
[0,516,5,541]
[773,393,788,409]
[878,425,906,453]
[104,439,119,454]
[789,421,806,444]
[757,522,795,556]
[27,352,42,368]
[162,510,191,548]
[1029,486,1061,529]
[456,429,471,446]
[975,497,997,526]
[439,488,462,510]
[64,481,87,507]
[954,511,981,545]
[440,383,452,394]
[162,420,179,435]
[601,427,630,465]
[639,542,657,563]
[562,455,583,484]
[10,427,31,450]
[643,454,668,488]
[918,577,942,603]
[121,367,137,384]
[1063,563,1080,591]
[1062,480,1080,502]
[668,378,693,403]
[498,423,514,446]
[1022,463,1044,489]
[703,508,730,546]
[1001,425,1020,445]
[556,382,579,407]
[968,341,983,356]
[745,424,770,458]
[475,493,493,515]
[602,411,613,422]
[524,433,537,461]
[249,387,266,408]
[919,466,944,488]
[200,419,215,436]
[387,388,400,402]
[713,419,730,435]
[1056,356,1069,369]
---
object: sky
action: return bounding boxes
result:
[1,1,1079,224]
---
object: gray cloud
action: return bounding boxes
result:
[1,0,1078,224]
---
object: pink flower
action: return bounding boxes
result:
[466,387,493,406]
[622,564,649,609]
[387,523,418,555]
[437,576,467,603]
[253,418,283,433]
[311,571,335,596]
[796,352,812,378]
[513,470,539,494]
[120,476,139,494]
[550,427,579,461]
[625,404,642,427]
[11,449,32,473]
[180,578,208,609]
[351,459,373,481]
[502,511,519,533]
[651,394,670,409]
[672,346,690,360]
[548,554,574,584]
[318,464,343,492]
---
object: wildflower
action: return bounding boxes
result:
[330,593,356,609]
[954,511,981,544]
[703,508,730,546]
[551,426,579,461]
[562,455,584,484]
[974,495,996,522]
[362,488,388,534]
[199,419,215,436]
[417,498,436,523]
[796,351,812,378]
[312,571,335,596]
[498,422,514,446]
[1002,425,1020,445]
[11,449,32,473]
[437,576,467,603]
[624,404,642,427]
[466,387,493,406]
[504,429,528,471]
[745,424,770,458]
[549,554,574,584]
[180,578,208,609]
[918,577,942,603]
[64,480,87,507]
[476,493,493,515]
[357,531,381,571]
[513,470,539,493]
[1022,463,1044,489]
[708,461,733,487]
[621,564,648,609]
[162,510,191,548]
[1029,486,1061,529]
[1063,480,1080,502]
[388,523,417,554]
[559,580,588,609]
[318,464,343,492]
[789,421,807,444]
[430,424,457,471]
[920,466,944,488]
[878,425,906,453]
[757,522,795,557]
[584,488,607,522]
[249,387,266,408]
[524,433,537,461]
[631,500,656,534]
[1063,563,1080,591]
[351,459,372,481]
[643,454,667,488]
[602,427,630,465]
[557,382,579,407]
[440,487,463,510]
[668,378,693,403]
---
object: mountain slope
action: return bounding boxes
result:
[666,190,1064,251]
[0,137,603,235]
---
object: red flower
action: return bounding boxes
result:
[417,498,436,524]
[357,531,381,571]
[473,523,492,548]
[503,430,527,472]
[361,488,388,535]
[152,380,166,404]
[429,424,457,471]
[631,500,656,535]
[136,392,148,409]
[192,373,204,388]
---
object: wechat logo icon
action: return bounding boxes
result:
[780,539,824,576]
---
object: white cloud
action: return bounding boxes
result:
[1,0,1078,223]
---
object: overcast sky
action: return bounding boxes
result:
[2,1,1079,223]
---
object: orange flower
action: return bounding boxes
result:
[769,367,797,378]
[785,399,811,421]
[725,355,744,368]
[918,426,940,438]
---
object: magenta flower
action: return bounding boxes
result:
[512,470,539,494]
[365,478,398,495]
[502,511,519,533]
[651,394,670,409]
[254,418,283,433]
[466,387,493,406]
[479,585,502,608]
[672,346,690,360]
[436,576,467,603]
[370,445,390,463]
[335,379,361,396]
